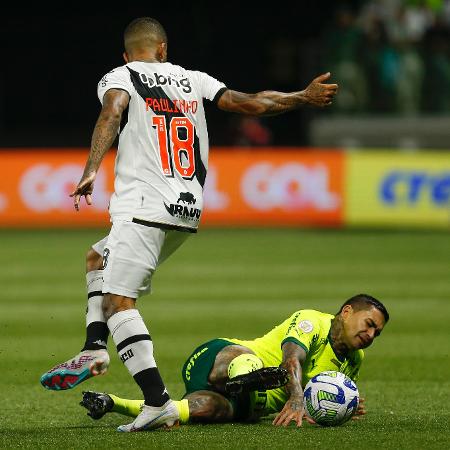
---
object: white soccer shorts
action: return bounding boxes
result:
[92,220,190,298]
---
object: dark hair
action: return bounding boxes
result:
[124,17,167,50]
[337,294,389,323]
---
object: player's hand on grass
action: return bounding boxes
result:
[272,399,305,427]
[70,171,97,211]
[352,397,367,420]
[303,72,338,107]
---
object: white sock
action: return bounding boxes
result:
[82,270,108,350]
[107,309,155,375]
[107,309,169,406]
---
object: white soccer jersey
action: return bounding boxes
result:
[97,61,226,232]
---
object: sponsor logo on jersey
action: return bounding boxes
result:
[164,202,201,221]
[164,193,201,220]
[139,72,192,93]
[177,192,196,205]
[185,347,208,381]
[299,320,314,333]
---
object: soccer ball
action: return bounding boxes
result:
[303,371,359,426]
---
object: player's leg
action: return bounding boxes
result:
[80,390,231,423]
[157,228,190,267]
[103,292,172,409]
[184,391,233,423]
[208,345,260,391]
[40,239,110,390]
[80,391,169,421]
[82,245,109,352]
[209,346,289,395]
[102,221,188,432]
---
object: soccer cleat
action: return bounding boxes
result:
[225,366,289,395]
[80,391,114,420]
[40,349,110,390]
[117,400,179,432]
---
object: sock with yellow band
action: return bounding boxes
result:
[174,399,190,424]
[109,395,190,424]
[109,394,143,417]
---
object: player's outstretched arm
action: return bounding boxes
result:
[217,72,338,116]
[272,342,308,427]
[70,89,129,210]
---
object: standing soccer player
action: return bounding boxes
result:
[40,17,338,432]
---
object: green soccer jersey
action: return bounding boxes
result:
[225,309,364,417]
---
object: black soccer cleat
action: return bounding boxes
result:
[80,391,114,420]
[225,367,289,395]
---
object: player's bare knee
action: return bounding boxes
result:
[86,248,103,272]
[102,294,136,320]
[209,345,255,385]
[186,392,233,423]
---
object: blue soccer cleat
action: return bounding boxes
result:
[40,349,110,390]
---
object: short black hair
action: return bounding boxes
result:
[124,17,167,52]
[337,294,389,323]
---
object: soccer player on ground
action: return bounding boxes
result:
[80,294,388,429]
[40,17,338,432]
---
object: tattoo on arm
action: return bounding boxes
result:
[218,90,306,117]
[254,91,306,116]
[281,342,307,407]
[84,115,120,174]
[82,89,129,176]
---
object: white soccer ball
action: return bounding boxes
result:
[303,371,359,426]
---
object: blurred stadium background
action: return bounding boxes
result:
[1,2,449,449]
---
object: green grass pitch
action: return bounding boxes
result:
[0,228,449,449]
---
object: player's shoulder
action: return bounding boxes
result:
[97,65,132,96]
[293,309,334,323]
[98,65,130,83]
[126,61,185,73]
[285,309,332,336]
[102,64,130,76]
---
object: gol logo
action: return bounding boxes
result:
[241,163,340,211]
[19,164,111,212]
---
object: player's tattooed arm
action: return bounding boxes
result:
[217,73,338,116]
[272,342,310,427]
[70,89,129,210]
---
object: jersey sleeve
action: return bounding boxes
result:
[188,70,227,103]
[281,311,322,354]
[97,66,133,104]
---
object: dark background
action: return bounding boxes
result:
[0,3,346,147]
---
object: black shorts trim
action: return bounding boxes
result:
[132,218,197,233]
